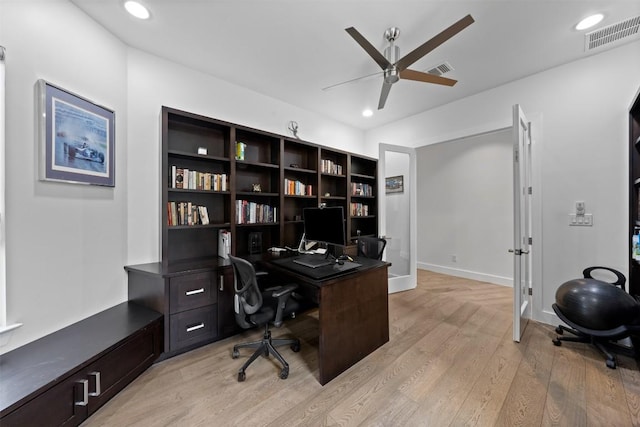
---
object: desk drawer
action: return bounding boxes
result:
[169,272,218,314]
[169,305,217,351]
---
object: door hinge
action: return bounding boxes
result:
[528,288,533,296]
[528,237,532,245]
[514,149,519,162]
[528,186,532,195]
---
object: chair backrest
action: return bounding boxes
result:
[357,236,387,260]
[228,255,263,329]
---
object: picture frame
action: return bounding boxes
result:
[36,79,115,186]
[385,175,404,194]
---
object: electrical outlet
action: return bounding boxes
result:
[451,254,457,263]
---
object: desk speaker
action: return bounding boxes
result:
[248,232,262,255]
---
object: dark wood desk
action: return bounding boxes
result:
[266,256,389,385]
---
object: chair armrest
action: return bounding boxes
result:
[256,271,269,277]
[270,284,298,327]
[270,284,297,298]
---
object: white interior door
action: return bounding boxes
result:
[512,104,533,342]
[378,143,416,293]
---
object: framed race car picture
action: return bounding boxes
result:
[36,79,115,186]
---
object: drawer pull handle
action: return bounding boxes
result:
[76,379,89,406]
[89,371,101,396]
[186,323,205,332]
[185,288,205,296]
[219,275,224,291]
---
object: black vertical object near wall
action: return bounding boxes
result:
[629,88,640,296]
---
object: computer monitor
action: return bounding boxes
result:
[302,206,346,255]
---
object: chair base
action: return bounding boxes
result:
[232,324,300,381]
[552,324,637,369]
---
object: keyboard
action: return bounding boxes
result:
[293,255,332,269]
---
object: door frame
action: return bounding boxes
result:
[378,143,417,293]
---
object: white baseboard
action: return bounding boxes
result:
[417,262,513,287]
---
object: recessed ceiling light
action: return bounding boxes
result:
[362,109,373,117]
[575,14,604,31]
[124,1,150,20]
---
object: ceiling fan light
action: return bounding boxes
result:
[362,109,373,117]
[125,1,150,20]
[576,14,604,30]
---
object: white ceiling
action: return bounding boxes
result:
[70,0,640,130]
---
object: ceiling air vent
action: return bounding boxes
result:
[585,15,640,51]
[426,61,454,76]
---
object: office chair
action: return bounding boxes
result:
[228,255,301,381]
[552,266,640,368]
[357,236,387,260]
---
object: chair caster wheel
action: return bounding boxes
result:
[238,370,246,382]
[606,359,617,369]
[291,341,300,352]
[552,338,562,346]
[232,349,239,359]
[280,368,289,379]
[555,327,563,335]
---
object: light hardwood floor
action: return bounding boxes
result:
[84,270,640,426]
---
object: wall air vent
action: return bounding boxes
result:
[585,15,640,51]
[426,61,454,76]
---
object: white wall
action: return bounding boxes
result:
[126,50,365,265]
[1,0,129,353]
[366,40,640,324]
[1,1,365,353]
[416,130,513,285]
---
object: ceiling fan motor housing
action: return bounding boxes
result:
[383,43,400,83]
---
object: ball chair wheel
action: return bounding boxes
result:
[291,341,301,352]
[280,367,289,380]
[232,349,240,359]
[555,326,563,335]
[552,338,562,346]
[238,370,246,382]
[606,359,617,369]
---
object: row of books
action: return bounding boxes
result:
[350,202,370,217]
[321,159,343,175]
[351,182,373,197]
[284,178,313,196]
[236,200,277,224]
[167,201,210,226]
[170,166,229,191]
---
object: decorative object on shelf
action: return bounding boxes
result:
[252,183,262,192]
[36,79,115,186]
[287,121,299,138]
[290,163,300,168]
[235,141,246,160]
[385,175,404,193]
[324,192,330,197]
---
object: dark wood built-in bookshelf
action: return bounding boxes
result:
[126,106,379,359]
[629,88,640,296]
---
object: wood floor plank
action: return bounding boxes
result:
[82,269,640,427]
[542,339,587,426]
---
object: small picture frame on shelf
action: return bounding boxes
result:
[36,79,115,186]
[385,175,404,194]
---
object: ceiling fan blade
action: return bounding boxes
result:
[345,27,391,70]
[395,14,474,71]
[378,81,393,110]
[321,70,383,91]
[400,69,457,86]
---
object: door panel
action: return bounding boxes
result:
[512,104,533,342]
[379,144,416,293]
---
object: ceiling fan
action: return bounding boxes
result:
[332,14,474,110]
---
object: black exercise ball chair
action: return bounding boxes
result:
[552,266,640,369]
